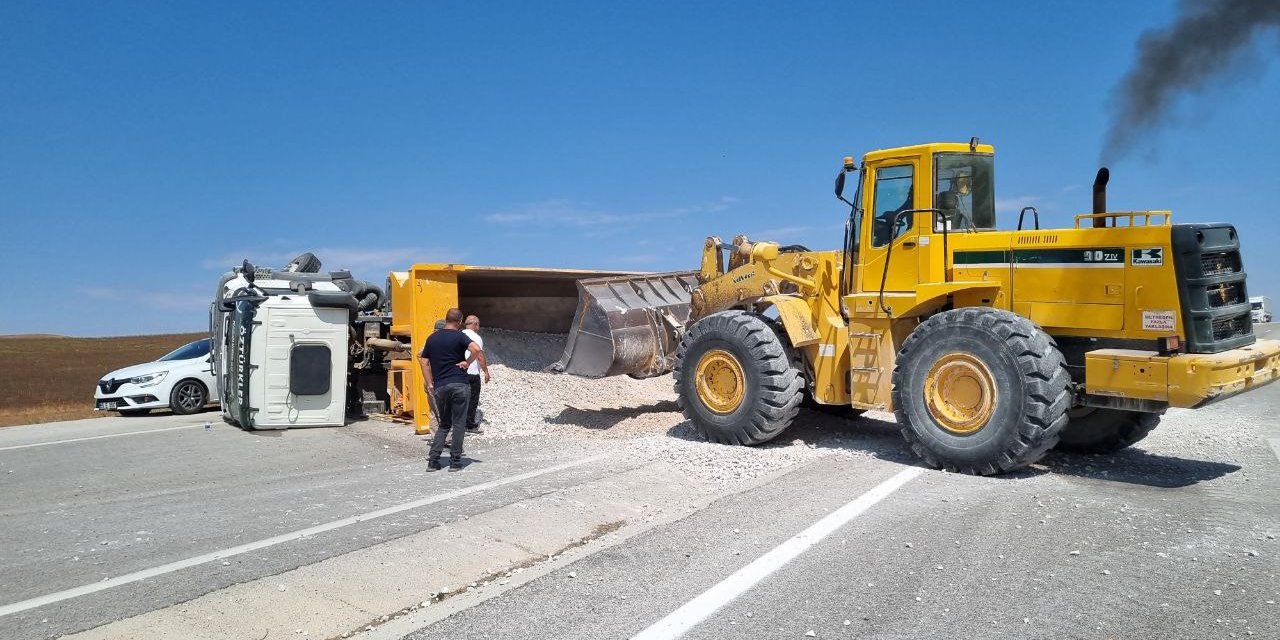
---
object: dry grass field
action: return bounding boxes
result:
[0,333,206,427]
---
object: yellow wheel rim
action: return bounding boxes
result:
[695,349,746,414]
[924,352,997,435]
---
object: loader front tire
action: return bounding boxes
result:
[892,308,1071,475]
[674,311,804,446]
[1054,408,1162,453]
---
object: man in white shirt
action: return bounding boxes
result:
[461,315,491,434]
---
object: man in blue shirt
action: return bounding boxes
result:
[419,308,486,471]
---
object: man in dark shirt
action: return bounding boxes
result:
[419,308,486,471]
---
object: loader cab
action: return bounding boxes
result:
[855,142,996,295]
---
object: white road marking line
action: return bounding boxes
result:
[1267,438,1280,463]
[0,424,204,452]
[0,454,608,618]
[632,466,924,640]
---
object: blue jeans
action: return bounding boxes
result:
[429,382,471,462]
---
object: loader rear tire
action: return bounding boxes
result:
[1054,408,1162,453]
[674,311,804,445]
[892,308,1071,475]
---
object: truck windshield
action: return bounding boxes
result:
[934,153,995,230]
[1254,301,1264,310]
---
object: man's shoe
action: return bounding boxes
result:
[427,459,442,471]
[448,460,464,472]
[465,426,485,435]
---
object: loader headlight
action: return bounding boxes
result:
[130,371,168,387]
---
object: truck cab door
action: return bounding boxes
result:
[859,159,922,295]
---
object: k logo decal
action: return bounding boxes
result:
[1132,248,1163,266]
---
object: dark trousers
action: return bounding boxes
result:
[466,374,482,428]
[429,382,471,462]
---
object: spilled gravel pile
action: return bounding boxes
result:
[467,329,909,485]
[432,328,1275,487]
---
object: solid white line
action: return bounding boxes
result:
[0,454,608,618]
[0,424,203,452]
[632,466,924,640]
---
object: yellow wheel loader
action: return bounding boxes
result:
[553,141,1280,475]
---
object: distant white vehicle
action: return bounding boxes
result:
[93,338,218,415]
[1251,296,1272,324]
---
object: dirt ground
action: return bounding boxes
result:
[0,333,205,427]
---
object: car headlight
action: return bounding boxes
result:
[130,371,168,387]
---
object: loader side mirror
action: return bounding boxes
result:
[834,172,847,199]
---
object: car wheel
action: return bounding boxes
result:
[118,408,151,416]
[170,380,207,415]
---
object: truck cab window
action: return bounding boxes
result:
[872,165,914,247]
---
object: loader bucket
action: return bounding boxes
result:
[551,271,701,379]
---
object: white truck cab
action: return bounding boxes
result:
[211,255,389,430]
[1252,296,1273,324]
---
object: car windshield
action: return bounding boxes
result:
[159,338,210,362]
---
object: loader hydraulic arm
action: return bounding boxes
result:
[689,236,820,321]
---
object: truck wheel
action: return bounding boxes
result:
[892,308,1071,475]
[170,379,207,415]
[674,310,804,445]
[1055,408,1162,453]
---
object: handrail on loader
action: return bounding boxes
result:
[1073,211,1172,228]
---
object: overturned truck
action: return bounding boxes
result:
[210,253,632,430]
[211,254,392,429]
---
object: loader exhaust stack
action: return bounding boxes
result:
[1092,167,1109,228]
[550,271,700,379]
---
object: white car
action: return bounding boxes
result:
[94,338,218,416]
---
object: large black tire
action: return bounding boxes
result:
[1054,408,1162,453]
[169,379,207,415]
[892,308,1071,475]
[674,311,804,445]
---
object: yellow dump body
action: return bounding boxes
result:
[386,264,633,429]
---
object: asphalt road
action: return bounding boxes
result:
[0,325,1276,639]
[407,387,1280,640]
[0,414,631,639]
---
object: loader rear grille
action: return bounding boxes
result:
[1206,282,1245,308]
[1200,252,1240,276]
[1170,223,1254,354]
[1212,314,1250,341]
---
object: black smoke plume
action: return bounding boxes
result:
[1103,0,1280,160]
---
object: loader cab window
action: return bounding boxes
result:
[934,153,995,231]
[871,165,914,247]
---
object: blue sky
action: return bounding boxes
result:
[2,1,1277,336]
